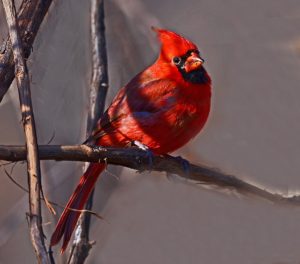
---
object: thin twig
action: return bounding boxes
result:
[1,1,49,263]
[1,144,300,205]
[2,166,104,220]
[68,0,109,262]
[3,164,28,193]
[0,0,53,102]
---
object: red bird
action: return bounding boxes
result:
[51,28,212,252]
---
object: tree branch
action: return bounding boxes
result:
[68,0,109,262]
[0,0,53,102]
[1,144,300,205]
[88,0,109,131]
[1,0,49,263]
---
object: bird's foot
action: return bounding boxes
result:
[131,140,154,168]
[131,140,149,151]
[175,155,190,175]
[92,145,107,152]
[165,154,190,175]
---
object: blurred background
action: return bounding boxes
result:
[1,0,300,263]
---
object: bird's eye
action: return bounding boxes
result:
[173,56,181,65]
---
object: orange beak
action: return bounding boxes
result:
[184,52,204,73]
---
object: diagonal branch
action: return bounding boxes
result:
[68,0,109,263]
[0,0,53,102]
[1,1,49,263]
[1,144,300,205]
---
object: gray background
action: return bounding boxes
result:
[1,0,300,263]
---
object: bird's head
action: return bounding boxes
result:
[152,27,207,84]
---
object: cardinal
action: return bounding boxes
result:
[51,27,212,252]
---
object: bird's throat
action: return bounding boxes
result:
[179,66,209,84]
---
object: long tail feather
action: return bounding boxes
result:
[50,163,105,253]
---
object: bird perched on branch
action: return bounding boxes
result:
[51,27,212,253]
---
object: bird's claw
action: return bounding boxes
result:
[132,140,149,151]
[175,156,190,175]
[165,154,190,175]
[131,140,153,169]
[92,145,106,152]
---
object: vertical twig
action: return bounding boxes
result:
[88,0,109,129]
[68,0,109,263]
[1,0,49,263]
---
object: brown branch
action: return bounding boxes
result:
[87,0,109,131]
[68,1,109,262]
[0,0,53,102]
[1,1,49,263]
[1,144,300,205]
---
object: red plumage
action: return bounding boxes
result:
[51,28,212,253]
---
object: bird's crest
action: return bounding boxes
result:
[152,27,198,61]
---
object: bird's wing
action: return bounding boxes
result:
[87,78,178,142]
